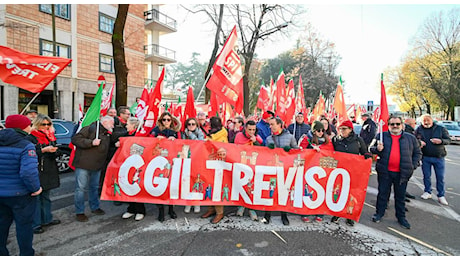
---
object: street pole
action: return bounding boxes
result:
[52,4,60,119]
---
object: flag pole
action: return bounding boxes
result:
[96,120,100,140]
[20,93,41,115]
[196,71,212,103]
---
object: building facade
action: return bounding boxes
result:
[0,4,176,120]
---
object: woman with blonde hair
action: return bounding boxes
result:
[30,114,61,234]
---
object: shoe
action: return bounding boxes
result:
[405,192,416,199]
[315,216,323,222]
[201,208,216,218]
[281,214,289,226]
[211,214,224,224]
[76,214,88,222]
[33,227,44,234]
[158,208,165,222]
[331,216,339,224]
[346,219,355,226]
[194,206,201,213]
[249,210,258,221]
[168,209,177,219]
[261,213,271,224]
[122,212,135,219]
[135,214,144,221]
[372,214,382,223]
[398,218,411,229]
[42,219,61,227]
[438,196,449,205]
[184,206,191,214]
[301,216,311,223]
[91,208,105,215]
[405,198,411,203]
[236,206,245,216]
[421,192,432,200]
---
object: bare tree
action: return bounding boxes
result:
[112,4,129,107]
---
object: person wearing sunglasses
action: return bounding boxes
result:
[298,121,334,223]
[150,112,181,222]
[30,114,61,234]
[331,120,371,227]
[181,117,204,214]
[369,115,422,229]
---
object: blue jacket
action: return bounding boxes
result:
[370,131,422,183]
[256,120,271,146]
[0,129,40,197]
[287,122,311,143]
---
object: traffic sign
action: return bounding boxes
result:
[97,75,106,88]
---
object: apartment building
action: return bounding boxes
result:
[0,4,176,120]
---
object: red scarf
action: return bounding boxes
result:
[31,129,56,144]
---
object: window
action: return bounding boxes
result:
[99,54,114,73]
[39,4,70,20]
[39,39,71,59]
[99,13,115,34]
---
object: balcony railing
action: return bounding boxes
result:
[144,44,176,61]
[144,8,177,30]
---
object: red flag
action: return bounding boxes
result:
[0,45,71,93]
[205,26,243,113]
[347,104,356,119]
[285,79,296,125]
[373,106,380,122]
[135,85,150,121]
[182,86,197,131]
[136,67,165,136]
[209,91,219,118]
[256,84,270,111]
[333,78,349,124]
[313,92,325,120]
[378,74,390,132]
[100,82,115,116]
[295,75,306,115]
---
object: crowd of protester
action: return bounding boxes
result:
[0,104,452,255]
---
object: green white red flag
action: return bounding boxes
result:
[100,82,115,116]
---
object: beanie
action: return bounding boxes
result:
[311,121,324,132]
[339,120,354,130]
[5,114,31,130]
[262,111,274,120]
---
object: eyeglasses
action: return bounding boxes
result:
[233,121,240,124]
[41,123,52,126]
[188,123,196,126]
[162,118,171,122]
[315,129,325,133]
[389,123,401,126]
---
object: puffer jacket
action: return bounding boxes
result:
[266,129,298,149]
[370,131,422,183]
[207,128,228,143]
[414,123,450,158]
[332,131,370,158]
[71,121,112,171]
[0,128,40,197]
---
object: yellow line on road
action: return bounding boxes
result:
[387,227,452,256]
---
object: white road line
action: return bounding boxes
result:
[387,227,452,256]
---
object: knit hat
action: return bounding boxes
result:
[339,120,354,130]
[5,114,31,130]
[262,111,274,120]
[311,120,324,132]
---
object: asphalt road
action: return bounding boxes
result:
[5,145,460,256]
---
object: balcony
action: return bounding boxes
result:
[144,8,177,34]
[144,44,176,64]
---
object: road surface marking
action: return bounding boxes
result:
[388,227,452,256]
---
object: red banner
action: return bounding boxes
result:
[0,45,71,93]
[101,137,372,221]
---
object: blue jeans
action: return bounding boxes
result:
[421,156,445,197]
[33,190,53,229]
[0,195,36,256]
[375,171,408,221]
[75,168,101,214]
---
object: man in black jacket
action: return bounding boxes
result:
[359,113,377,146]
[414,114,450,206]
[370,115,421,229]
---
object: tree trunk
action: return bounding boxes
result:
[112,4,129,107]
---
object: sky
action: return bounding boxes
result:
[160,3,458,108]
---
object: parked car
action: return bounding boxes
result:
[353,124,362,135]
[437,120,460,145]
[0,118,77,173]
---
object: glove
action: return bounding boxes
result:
[267,143,275,149]
[283,146,291,152]
[364,153,373,160]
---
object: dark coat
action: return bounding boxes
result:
[30,130,60,191]
[370,131,422,183]
[414,123,450,158]
[332,131,370,158]
[0,129,40,197]
[359,118,377,145]
[287,122,311,143]
[71,122,112,171]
